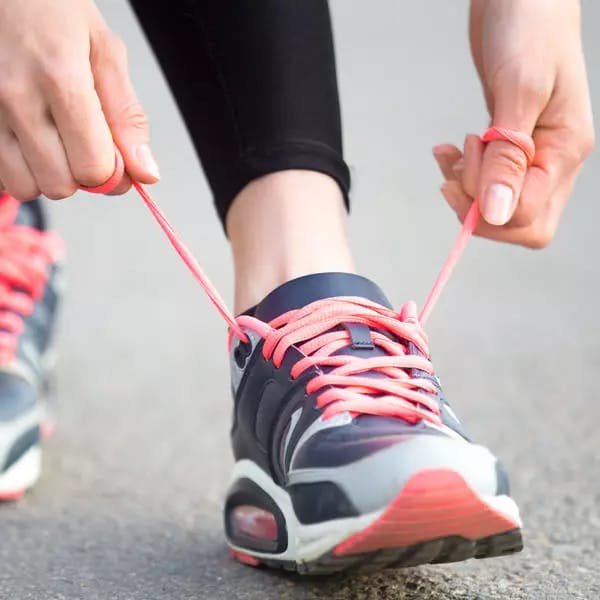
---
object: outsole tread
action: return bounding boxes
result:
[241,529,523,575]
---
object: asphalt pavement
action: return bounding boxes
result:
[1,1,599,598]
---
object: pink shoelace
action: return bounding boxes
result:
[85,127,534,424]
[0,194,64,363]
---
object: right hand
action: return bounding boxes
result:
[0,0,159,200]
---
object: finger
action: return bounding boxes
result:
[442,178,536,245]
[433,144,462,181]
[450,177,571,249]
[8,108,78,200]
[452,158,465,183]
[478,138,531,226]
[479,82,544,226]
[441,180,473,216]
[461,134,484,198]
[43,64,116,189]
[0,131,40,201]
[510,128,581,228]
[91,30,159,185]
[509,165,553,227]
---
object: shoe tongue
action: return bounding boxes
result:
[253,272,392,322]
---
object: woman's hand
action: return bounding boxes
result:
[434,0,594,248]
[0,0,159,200]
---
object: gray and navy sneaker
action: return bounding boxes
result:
[225,273,522,574]
[0,195,63,501]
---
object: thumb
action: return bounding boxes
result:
[479,91,541,226]
[91,30,160,184]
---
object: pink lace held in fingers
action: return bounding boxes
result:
[419,126,535,324]
[482,126,535,165]
[79,152,126,195]
[80,149,248,341]
[80,126,534,352]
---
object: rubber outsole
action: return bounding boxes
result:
[229,467,523,575]
[0,445,41,502]
[0,421,53,502]
[232,528,523,575]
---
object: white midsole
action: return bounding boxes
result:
[0,445,41,495]
[227,459,522,563]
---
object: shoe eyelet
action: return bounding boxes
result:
[234,340,252,369]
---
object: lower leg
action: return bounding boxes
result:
[226,170,355,314]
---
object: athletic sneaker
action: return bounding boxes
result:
[224,272,522,574]
[82,126,525,574]
[0,194,63,501]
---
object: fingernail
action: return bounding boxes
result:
[483,183,513,225]
[136,144,160,180]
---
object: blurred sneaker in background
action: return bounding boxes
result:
[0,195,63,501]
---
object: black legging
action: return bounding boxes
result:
[128,0,351,228]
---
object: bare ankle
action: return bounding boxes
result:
[226,170,356,313]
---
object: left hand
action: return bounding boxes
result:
[434,0,594,249]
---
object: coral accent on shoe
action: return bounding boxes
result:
[333,468,520,557]
[229,548,261,567]
[0,488,25,502]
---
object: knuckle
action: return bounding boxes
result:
[110,34,128,62]
[9,184,40,202]
[0,77,30,106]
[42,181,78,201]
[125,104,149,131]
[525,224,555,250]
[488,144,528,179]
[510,196,537,228]
[95,29,127,63]
[40,61,88,96]
[579,130,596,160]
[492,61,552,106]
[110,100,149,132]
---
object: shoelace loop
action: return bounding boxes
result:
[419,127,535,324]
[261,297,440,423]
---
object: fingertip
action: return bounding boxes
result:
[134,144,160,182]
[440,180,461,210]
[464,133,483,150]
[433,143,460,157]
[119,144,160,185]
